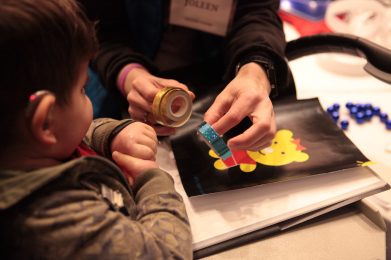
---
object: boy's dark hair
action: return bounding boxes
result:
[0,0,98,149]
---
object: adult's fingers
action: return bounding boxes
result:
[227,121,276,151]
[203,93,234,131]
[131,76,161,102]
[128,104,148,122]
[209,95,252,136]
[227,102,276,150]
[156,78,195,99]
[127,89,153,114]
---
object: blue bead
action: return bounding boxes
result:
[356,112,365,118]
[340,120,349,130]
[372,106,381,115]
[332,103,340,110]
[349,106,358,115]
[364,103,372,110]
[327,106,335,114]
[357,104,365,111]
[356,118,365,124]
[380,112,388,122]
[331,111,339,121]
[364,109,373,120]
[355,112,365,124]
[386,119,391,130]
[345,102,354,109]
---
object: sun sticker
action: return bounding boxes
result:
[357,160,376,166]
[209,129,309,172]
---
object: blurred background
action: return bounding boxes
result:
[280,0,391,78]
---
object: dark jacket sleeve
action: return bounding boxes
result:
[3,166,192,259]
[84,118,134,158]
[223,0,290,95]
[78,0,158,90]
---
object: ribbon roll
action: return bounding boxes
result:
[197,121,233,160]
[152,87,192,127]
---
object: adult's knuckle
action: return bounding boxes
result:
[166,79,179,86]
[226,113,242,124]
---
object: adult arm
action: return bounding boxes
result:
[223,0,289,92]
[204,0,289,151]
[77,0,157,90]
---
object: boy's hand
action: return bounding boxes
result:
[111,122,158,161]
[112,151,159,185]
[110,122,159,185]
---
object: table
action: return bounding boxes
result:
[201,206,385,260]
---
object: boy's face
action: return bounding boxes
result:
[52,60,93,159]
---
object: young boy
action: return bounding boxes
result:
[0,0,192,259]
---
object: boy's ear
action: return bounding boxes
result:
[29,93,57,145]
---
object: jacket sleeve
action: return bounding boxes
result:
[84,118,134,158]
[77,0,157,90]
[8,166,192,259]
[223,0,290,96]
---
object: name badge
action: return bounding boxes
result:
[169,0,235,36]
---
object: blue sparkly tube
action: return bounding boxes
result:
[197,121,232,160]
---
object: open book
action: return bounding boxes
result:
[158,143,388,257]
[158,97,389,258]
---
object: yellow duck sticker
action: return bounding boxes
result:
[209,129,310,172]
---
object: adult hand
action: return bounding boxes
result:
[123,67,195,136]
[204,62,276,151]
[111,122,158,183]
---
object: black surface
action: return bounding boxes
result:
[171,96,368,197]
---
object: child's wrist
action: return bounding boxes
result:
[117,63,145,96]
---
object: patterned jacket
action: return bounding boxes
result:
[0,118,192,259]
